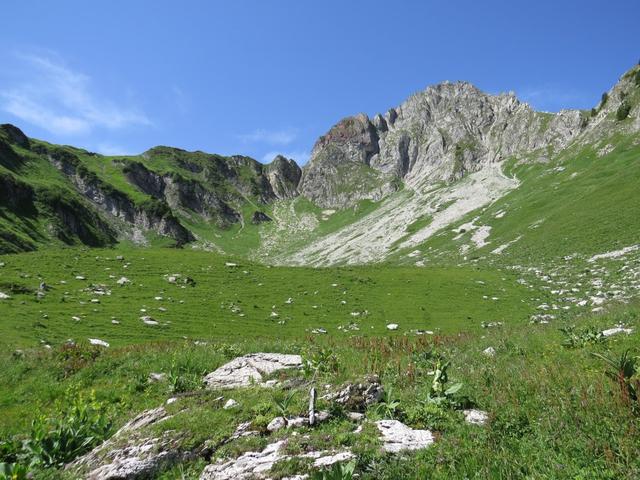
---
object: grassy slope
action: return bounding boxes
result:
[0,247,534,349]
[0,298,638,479]
[390,131,640,267]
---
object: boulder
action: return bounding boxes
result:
[203,353,302,390]
[67,407,185,479]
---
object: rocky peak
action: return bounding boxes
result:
[265,155,302,199]
[299,79,590,208]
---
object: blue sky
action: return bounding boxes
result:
[1,1,638,164]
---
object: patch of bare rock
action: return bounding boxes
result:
[204,353,303,389]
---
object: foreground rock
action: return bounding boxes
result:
[375,420,434,453]
[68,407,189,480]
[203,353,302,389]
[199,439,353,480]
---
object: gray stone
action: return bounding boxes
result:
[267,416,286,432]
[375,419,434,453]
[203,353,302,390]
[67,407,182,479]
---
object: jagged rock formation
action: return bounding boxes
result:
[300,82,587,208]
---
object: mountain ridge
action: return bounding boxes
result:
[1,63,639,262]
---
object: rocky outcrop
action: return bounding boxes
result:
[300,114,395,208]
[321,375,384,411]
[67,407,190,480]
[299,82,587,208]
[124,161,241,227]
[251,211,272,224]
[265,155,302,199]
[199,440,354,480]
[41,147,193,245]
[203,353,302,389]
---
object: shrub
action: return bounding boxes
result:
[600,92,609,107]
[616,103,632,121]
[0,463,29,480]
[311,460,356,480]
[635,70,640,86]
[592,350,640,412]
[559,325,606,348]
[21,390,112,468]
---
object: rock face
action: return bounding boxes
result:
[265,155,302,199]
[41,146,193,245]
[68,407,188,480]
[375,420,435,453]
[203,353,302,389]
[300,82,587,208]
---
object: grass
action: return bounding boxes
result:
[0,247,535,349]
[1,295,638,478]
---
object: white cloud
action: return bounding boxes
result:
[94,142,136,156]
[0,53,150,136]
[261,150,310,165]
[238,128,297,146]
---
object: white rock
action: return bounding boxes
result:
[75,275,86,280]
[267,416,286,432]
[225,262,238,267]
[386,323,399,331]
[0,292,10,300]
[463,409,489,425]
[148,372,167,382]
[141,316,159,326]
[482,347,496,357]
[116,277,130,286]
[199,440,352,480]
[601,326,633,337]
[375,420,434,453]
[223,399,239,410]
[203,353,302,389]
[89,338,110,348]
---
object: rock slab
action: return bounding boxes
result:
[375,420,434,453]
[203,353,302,389]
